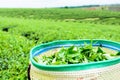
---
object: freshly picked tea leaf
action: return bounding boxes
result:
[34,44,120,65]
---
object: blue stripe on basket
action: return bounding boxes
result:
[33,44,120,57]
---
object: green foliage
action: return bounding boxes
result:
[0,16,120,43]
[116,52,120,55]
[0,8,120,25]
[0,8,119,19]
[0,31,34,79]
[34,45,119,65]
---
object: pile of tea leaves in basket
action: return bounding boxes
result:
[34,44,120,65]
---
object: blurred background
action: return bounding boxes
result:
[0,0,120,80]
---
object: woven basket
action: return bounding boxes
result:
[29,39,120,80]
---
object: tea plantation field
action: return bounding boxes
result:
[0,8,120,19]
[0,8,120,80]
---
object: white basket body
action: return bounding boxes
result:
[30,63,120,80]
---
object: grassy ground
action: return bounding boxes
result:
[0,8,120,20]
[0,16,120,42]
[0,8,120,80]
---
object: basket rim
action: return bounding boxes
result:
[30,39,120,71]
